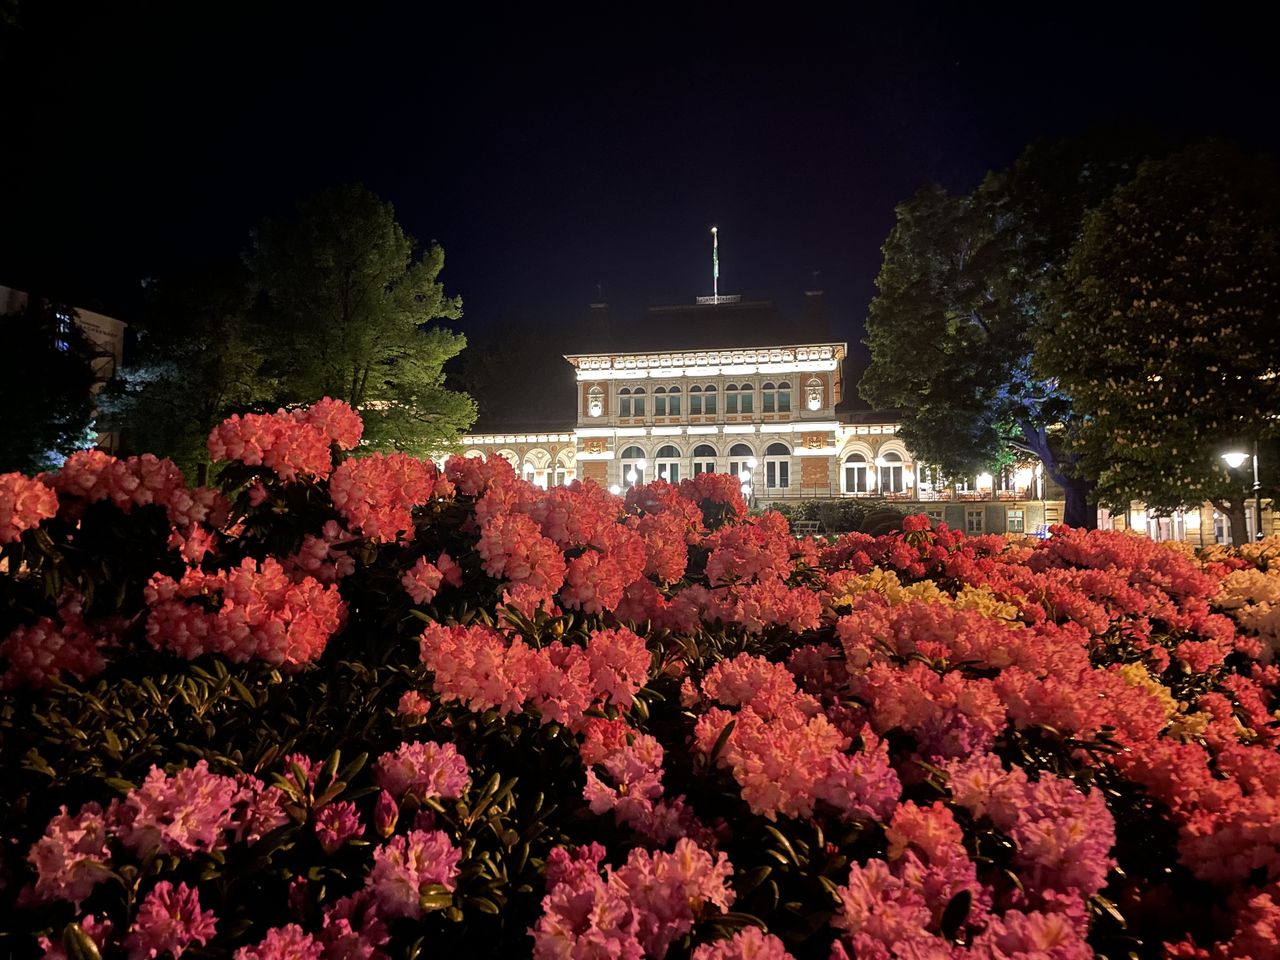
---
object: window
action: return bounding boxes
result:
[55,312,72,352]
[654,387,668,416]
[776,381,791,413]
[843,452,870,494]
[554,465,570,487]
[655,444,681,484]
[631,387,645,417]
[762,382,776,414]
[966,509,985,534]
[689,386,702,415]
[703,384,717,414]
[620,446,646,489]
[692,444,717,476]
[587,385,603,418]
[878,451,904,493]
[619,387,632,418]
[667,386,681,416]
[739,384,753,414]
[725,384,739,414]
[1007,509,1025,533]
[728,443,755,481]
[925,508,944,526]
[765,442,791,489]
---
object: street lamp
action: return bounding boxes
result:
[1222,440,1264,542]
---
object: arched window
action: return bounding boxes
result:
[728,443,756,482]
[587,385,604,418]
[689,385,703,416]
[762,382,776,413]
[765,442,791,489]
[631,387,646,417]
[725,384,740,415]
[877,451,904,493]
[702,384,717,415]
[655,444,682,484]
[620,445,647,489]
[618,387,632,418]
[805,377,823,411]
[653,386,668,417]
[667,385,681,417]
[762,382,792,414]
[844,452,870,494]
[739,383,754,414]
[692,443,717,476]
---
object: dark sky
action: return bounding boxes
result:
[1,3,1277,355]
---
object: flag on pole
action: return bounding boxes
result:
[711,227,719,302]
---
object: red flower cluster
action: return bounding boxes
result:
[330,452,451,543]
[145,558,346,667]
[0,471,58,543]
[419,622,651,727]
[207,397,362,481]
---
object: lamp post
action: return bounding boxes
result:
[1222,440,1264,542]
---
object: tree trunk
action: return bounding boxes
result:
[1061,478,1097,530]
[1016,420,1096,529]
[1223,506,1244,545]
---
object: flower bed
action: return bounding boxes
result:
[1,400,1277,959]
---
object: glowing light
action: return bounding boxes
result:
[738,470,751,482]
[746,457,758,469]
[740,483,751,495]
[608,484,622,495]
[626,468,638,483]
[1015,467,1034,489]
[976,472,993,489]
[1222,451,1249,469]
[637,458,648,470]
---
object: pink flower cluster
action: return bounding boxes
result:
[207,397,362,481]
[0,471,58,543]
[330,452,452,543]
[145,557,346,666]
[373,740,470,802]
[27,760,287,913]
[420,622,650,727]
[532,839,735,959]
[365,829,462,920]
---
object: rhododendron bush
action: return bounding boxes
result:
[1,401,1279,959]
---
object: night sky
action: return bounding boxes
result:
[1,3,1276,357]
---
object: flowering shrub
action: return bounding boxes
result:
[2,399,1279,957]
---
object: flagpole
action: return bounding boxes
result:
[711,226,719,304]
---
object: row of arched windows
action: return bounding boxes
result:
[842,451,905,494]
[617,442,794,488]
[616,382,797,417]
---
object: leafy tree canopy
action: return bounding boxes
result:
[1038,141,1280,538]
[859,130,1165,527]
[248,184,475,455]
[96,261,268,480]
[0,301,100,473]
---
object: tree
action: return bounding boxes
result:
[859,132,1163,528]
[97,262,269,481]
[248,184,475,455]
[0,299,101,473]
[1038,141,1280,543]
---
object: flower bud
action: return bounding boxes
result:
[374,789,399,838]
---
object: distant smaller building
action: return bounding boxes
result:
[2,284,128,450]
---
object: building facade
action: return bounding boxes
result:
[460,331,1063,537]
